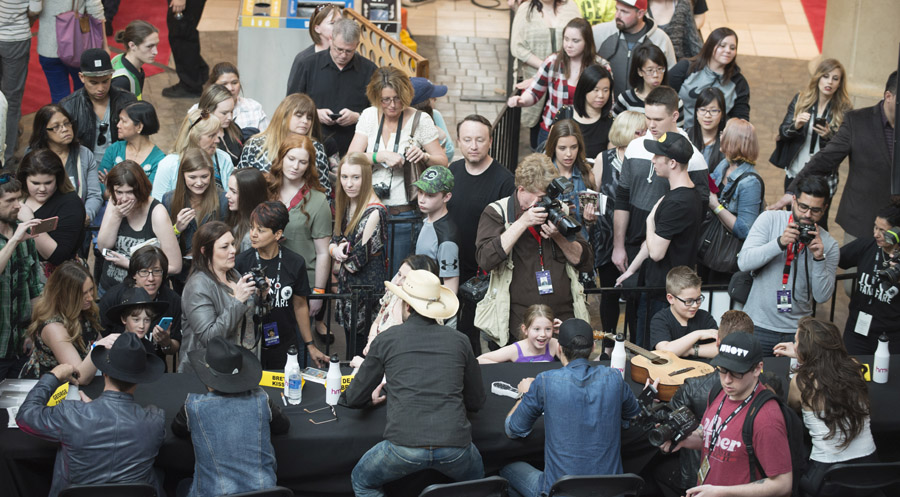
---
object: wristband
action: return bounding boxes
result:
[714,204,725,215]
[328,245,335,257]
[312,288,325,294]
[372,152,377,163]
[304,340,314,347]
[173,224,181,236]
[693,343,700,357]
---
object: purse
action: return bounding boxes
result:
[697,172,764,273]
[56,0,103,68]
[728,270,754,304]
[768,135,791,169]
[402,110,427,201]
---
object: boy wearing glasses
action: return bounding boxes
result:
[737,175,839,357]
[649,266,718,358]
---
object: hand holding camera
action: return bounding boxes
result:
[779,222,801,248]
[234,274,257,304]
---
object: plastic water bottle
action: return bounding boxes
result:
[325,355,342,406]
[285,346,302,405]
[611,334,626,379]
[873,334,890,384]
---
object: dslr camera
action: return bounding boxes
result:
[374,182,391,199]
[245,265,272,314]
[796,223,817,244]
[877,253,900,288]
[532,177,582,241]
[633,385,699,447]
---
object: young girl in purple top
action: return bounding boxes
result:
[477,305,560,363]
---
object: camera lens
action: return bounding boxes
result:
[648,425,674,447]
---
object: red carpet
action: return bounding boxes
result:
[799,0,827,51]
[22,3,171,115]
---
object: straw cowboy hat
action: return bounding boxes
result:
[384,270,459,320]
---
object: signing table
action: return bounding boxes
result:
[2,357,899,496]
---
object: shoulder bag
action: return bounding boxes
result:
[56,0,104,68]
[697,171,765,273]
[402,110,427,201]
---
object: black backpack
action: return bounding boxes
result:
[707,382,809,496]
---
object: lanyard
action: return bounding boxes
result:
[782,215,805,287]
[373,112,404,154]
[255,249,282,291]
[527,227,544,270]
[707,386,756,455]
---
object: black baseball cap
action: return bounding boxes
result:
[710,332,763,374]
[557,318,593,348]
[644,132,693,164]
[80,48,113,77]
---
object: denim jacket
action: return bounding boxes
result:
[171,387,289,497]
[505,359,640,496]
[710,160,763,240]
[16,374,165,497]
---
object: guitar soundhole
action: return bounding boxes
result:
[670,367,695,376]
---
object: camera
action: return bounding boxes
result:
[877,253,900,288]
[245,264,268,290]
[532,177,582,241]
[374,182,391,199]
[246,265,272,316]
[633,385,699,447]
[797,223,816,244]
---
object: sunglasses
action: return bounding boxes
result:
[305,405,338,424]
[716,366,746,379]
[97,122,109,146]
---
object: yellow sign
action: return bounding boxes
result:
[862,363,872,382]
[47,383,69,406]
[260,371,304,389]
[340,375,354,392]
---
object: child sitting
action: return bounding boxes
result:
[104,286,177,361]
[477,305,560,363]
[649,266,718,359]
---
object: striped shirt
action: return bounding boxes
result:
[0,0,40,42]
[612,88,685,127]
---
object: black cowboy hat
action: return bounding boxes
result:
[91,332,165,383]
[104,286,169,324]
[188,337,262,393]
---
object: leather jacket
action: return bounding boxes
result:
[668,372,719,490]
[59,86,137,152]
[772,93,833,169]
[15,374,165,497]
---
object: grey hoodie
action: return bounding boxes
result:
[592,16,677,97]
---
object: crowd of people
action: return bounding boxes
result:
[1,0,898,496]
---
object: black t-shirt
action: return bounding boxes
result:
[839,238,900,338]
[447,159,516,280]
[693,0,709,15]
[642,186,703,287]
[576,116,613,159]
[649,307,718,351]
[235,247,310,370]
[98,283,183,370]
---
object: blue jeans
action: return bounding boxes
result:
[500,461,544,497]
[387,209,419,276]
[754,325,794,358]
[351,440,484,497]
[39,56,82,103]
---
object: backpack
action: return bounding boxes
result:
[706,382,808,496]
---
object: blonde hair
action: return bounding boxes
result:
[665,265,702,296]
[521,304,555,331]
[366,66,414,109]
[795,58,852,134]
[28,262,102,353]
[198,83,242,145]
[608,111,646,148]
[515,153,558,193]
[334,152,376,237]
[173,108,221,155]
[719,118,759,164]
[253,93,320,165]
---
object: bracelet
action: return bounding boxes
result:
[304,340,314,347]
[372,152,377,163]
[714,204,725,215]
[693,343,700,357]
[312,288,325,294]
[173,224,181,236]
[328,245,335,257]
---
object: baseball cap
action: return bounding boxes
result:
[410,77,449,107]
[617,0,648,10]
[710,332,763,374]
[80,48,113,77]
[557,318,593,348]
[412,166,454,194]
[644,132,693,164]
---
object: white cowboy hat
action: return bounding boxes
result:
[384,270,459,320]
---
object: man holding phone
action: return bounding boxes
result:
[0,175,44,378]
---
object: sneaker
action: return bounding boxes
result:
[161,83,201,98]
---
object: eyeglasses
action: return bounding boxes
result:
[97,122,109,146]
[640,66,664,76]
[796,201,825,215]
[136,269,164,278]
[673,294,705,307]
[380,96,402,106]
[46,121,72,133]
[716,366,745,379]
[697,107,722,117]
[331,45,356,57]
[188,110,210,132]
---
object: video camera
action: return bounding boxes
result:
[877,226,900,288]
[633,384,699,447]
[533,177,582,241]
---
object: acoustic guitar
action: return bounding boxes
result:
[598,332,715,401]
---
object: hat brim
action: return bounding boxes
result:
[188,346,262,394]
[81,69,114,77]
[709,353,759,375]
[91,345,166,384]
[105,299,170,326]
[643,139,667,157]
[430,84,448,99]
[384,280,459,320]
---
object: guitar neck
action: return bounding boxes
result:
[599,331,660,361]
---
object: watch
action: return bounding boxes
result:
[693,343,701,357]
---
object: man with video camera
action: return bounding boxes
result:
[475,154,593,347]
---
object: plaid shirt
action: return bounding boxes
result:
[0,226,43,358]
[526,53,611,130]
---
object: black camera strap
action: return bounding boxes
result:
[373,112,404,196]
[255,248,283,292]
[702,386,757,484]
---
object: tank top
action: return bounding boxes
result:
[514,341,555,363]
[802,409,876,463]
[99,199,161,291]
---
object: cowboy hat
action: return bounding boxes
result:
[104,286,169,324]
[384,269,459,320]
[188,337,262,393]
[91,332,165,384]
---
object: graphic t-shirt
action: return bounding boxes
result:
[415,213,460,279]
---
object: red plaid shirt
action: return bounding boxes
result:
[527,53,612,130]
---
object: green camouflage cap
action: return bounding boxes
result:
[412,166,454,193]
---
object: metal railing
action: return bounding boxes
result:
[490,105,521,171]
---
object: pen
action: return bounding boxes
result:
[280,392,287,406]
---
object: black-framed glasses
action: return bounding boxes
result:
[380,96,401,106]
[673,294,705,307]
[188,110,211,132]
[97,122,109,146]
[716,366,745,379]
[46,121,72,133]
[136,269,164,278]
[0,174,13,185]
[796,201,825,216]
[697,107,722,116]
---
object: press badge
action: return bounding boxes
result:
[536,270,553,295]
[263,322,280,347]
[854,311,873,337]
[776,289,792,313]
[697,456,710,485]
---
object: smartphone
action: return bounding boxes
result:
[29,216,58,235]
[101,248,111,257]
[329,112,341,121]
[157,317,173,330]
[813,117,827,128]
